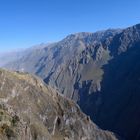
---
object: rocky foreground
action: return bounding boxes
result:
[0,69,118,140]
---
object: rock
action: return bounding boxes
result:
[0,69,118,140]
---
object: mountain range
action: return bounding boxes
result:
[1,23,140,140]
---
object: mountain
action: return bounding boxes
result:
[3,23,140,140]
[4,29,121,98]
[75,24,140,139]
[0,43,48,67]
[0,51,23,67]
[0,69,118,140]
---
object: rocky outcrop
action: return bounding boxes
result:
[0,69,118,140]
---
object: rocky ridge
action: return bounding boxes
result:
[0,69,118,140]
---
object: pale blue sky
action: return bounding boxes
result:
[0,0,140,52]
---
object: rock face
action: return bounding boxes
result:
[3,23,140,140]
[0,69,118,140]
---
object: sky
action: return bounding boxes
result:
[0,0,140,52]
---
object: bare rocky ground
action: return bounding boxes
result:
[0,69,118,140]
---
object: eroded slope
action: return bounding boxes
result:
[0,69,118,140]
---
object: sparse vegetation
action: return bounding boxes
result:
[11,115,20,126]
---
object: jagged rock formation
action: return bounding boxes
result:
[3,23,140,140]
[0,69,118,140]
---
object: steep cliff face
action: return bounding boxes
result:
[78,24,140,140]
[0,69,118,140]
[93,31,140,140]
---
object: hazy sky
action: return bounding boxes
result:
[0,0,140,52]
